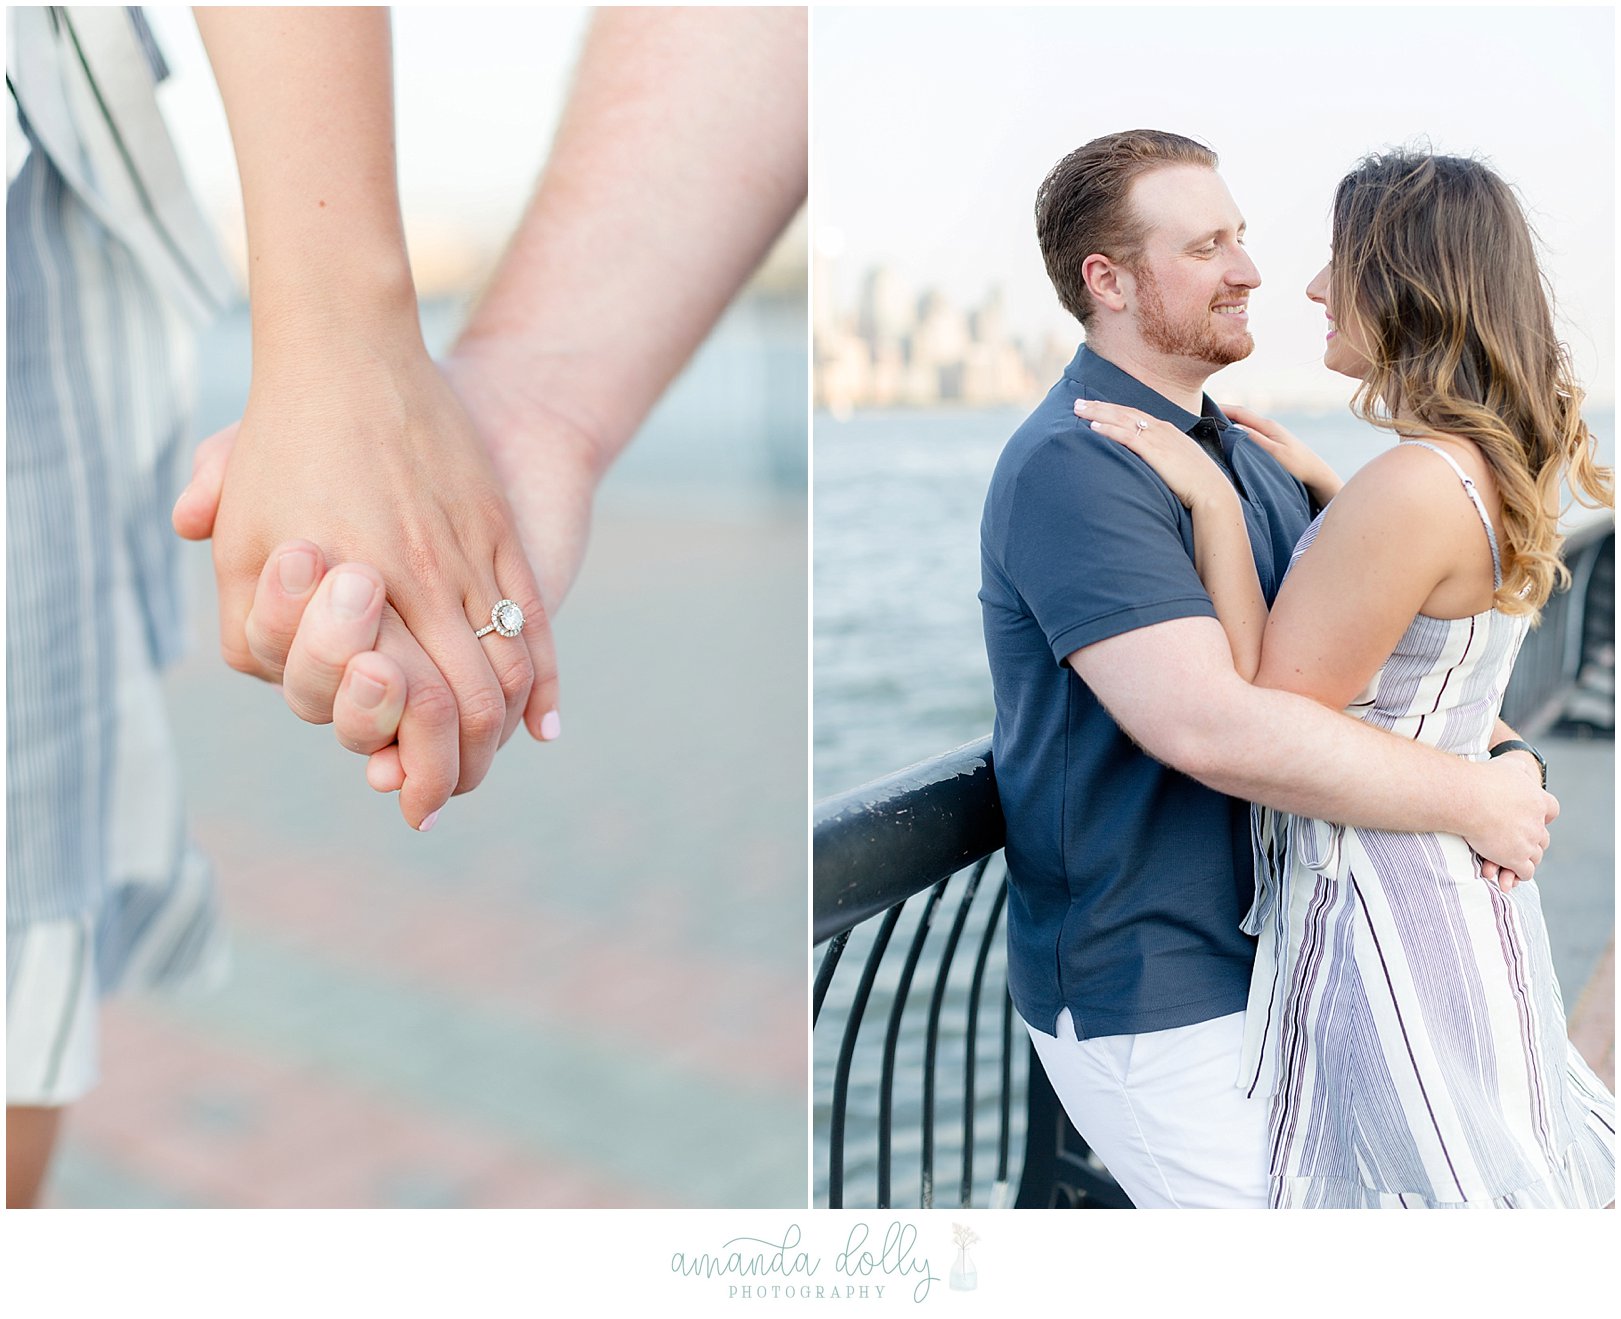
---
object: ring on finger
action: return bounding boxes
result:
[474,598,526,640]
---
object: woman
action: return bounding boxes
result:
[1075,149,1615,1208]
[6,6,236,1208]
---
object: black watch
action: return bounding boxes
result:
[1489,739,1547,789]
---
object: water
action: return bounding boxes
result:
[813,403,1616,798]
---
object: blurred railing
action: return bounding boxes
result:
[1501,520,1613,732]
[813,516,1612,1211]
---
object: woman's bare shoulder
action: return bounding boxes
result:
[1329,440,1469,520]
[1344,434,1504,531]
[1317,436,1502,615]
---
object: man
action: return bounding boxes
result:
[977,129,1557,1208]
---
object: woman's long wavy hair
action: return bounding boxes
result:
[1329,149,1611,614]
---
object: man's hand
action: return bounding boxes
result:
[1066,615,1568,862]
[173,348,601,810]
[1474,748,1556,891]
[1462,753,1559,887]
[176,338,562,829]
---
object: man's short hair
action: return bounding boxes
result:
[1036,130,1219,329]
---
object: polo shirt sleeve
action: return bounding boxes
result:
[1001,420,1218,665]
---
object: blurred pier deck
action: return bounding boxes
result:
[48,500,807,1209]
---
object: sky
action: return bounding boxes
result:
[136,5,1612,408]
[813,4,1615,407]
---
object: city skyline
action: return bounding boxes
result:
[815,6,1615,409]
[815,260,1071,412]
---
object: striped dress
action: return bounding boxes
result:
[1237,441,1616,1208]
[7,9,235,1106]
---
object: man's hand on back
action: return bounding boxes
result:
[1470,752,1558,891]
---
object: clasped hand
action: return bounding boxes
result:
[175,331,559,831]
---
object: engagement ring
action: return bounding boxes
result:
[1134,418,1150,434]
[475,599,525,639]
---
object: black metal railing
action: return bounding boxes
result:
[813,742,1128,1210]
[1501,521,1613,731]
[813,517,1612,1212]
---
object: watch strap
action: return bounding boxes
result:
[1489,739,1547,788]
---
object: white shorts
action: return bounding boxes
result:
[1025,1008,1270,1208]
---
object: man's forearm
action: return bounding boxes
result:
[452,6,807,472]
[1177,672,1497,836]
[1074,612,1551,871]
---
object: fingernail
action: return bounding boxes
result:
[331,570,376,620]
[350,672,386,711]
[540,710,562,741]
[278,549,317,595]
[418,809,441,833]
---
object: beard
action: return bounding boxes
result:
[1133,265,1254,367]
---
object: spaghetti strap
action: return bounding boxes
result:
[1399,439,1503,589]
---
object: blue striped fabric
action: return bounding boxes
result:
[1238,442,1615,1208]
[6,110,228,1105]
[8,131,122,928]
[8,7,236,1106]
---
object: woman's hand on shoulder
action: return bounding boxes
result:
[1221,403,1343,506]
[1073,398,1233,513]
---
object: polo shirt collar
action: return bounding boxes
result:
[1063,343,1234,437]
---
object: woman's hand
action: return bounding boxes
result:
[1221,403,1343,506]
[207,326,559,828]
[349,344,607,796]
[1073,398,1233,512]
[174,343,603,814]
[1075,396,1271,679]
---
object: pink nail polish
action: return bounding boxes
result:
[540,710,562,741]
[418,809,441,832]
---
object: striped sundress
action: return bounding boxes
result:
[1237,441,1616,1208]
[7,9,234,1106]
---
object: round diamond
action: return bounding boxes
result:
[493,600,525,637]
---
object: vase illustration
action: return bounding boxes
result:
[950,1244,978,1291]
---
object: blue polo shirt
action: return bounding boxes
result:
[979,345,1313,1040]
